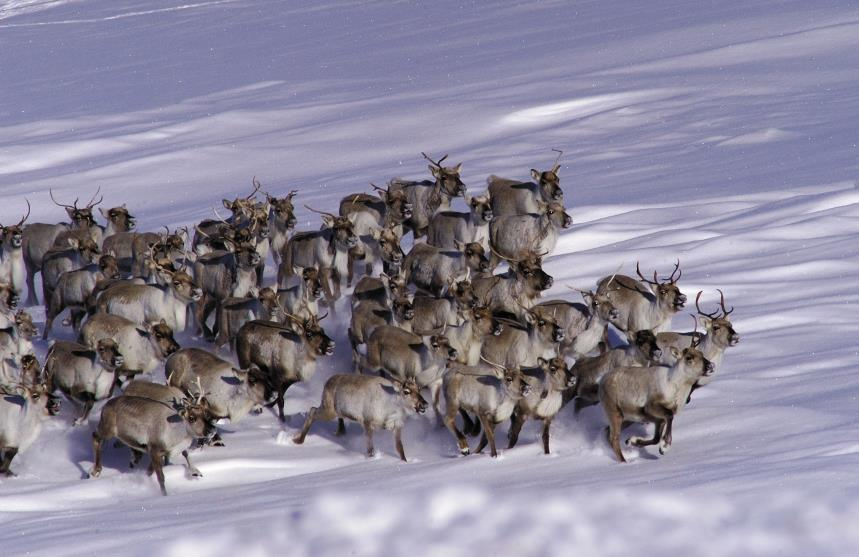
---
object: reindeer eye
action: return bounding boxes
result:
[713,324,721,330]
[523,270,532,277]
[188,417,196,423]
[155,333,163,339]
[538,320,546,327]
[402,388,411,395]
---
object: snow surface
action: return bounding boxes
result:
[1,0,859,555]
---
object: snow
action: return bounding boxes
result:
[1,0,859,555]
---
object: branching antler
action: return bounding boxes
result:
[421,152,449,168]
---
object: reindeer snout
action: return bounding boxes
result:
[191,288,203,301]
[675,294,687,308]
[403,308,415,320]
[521,383,532,396]
[483,210,494,222]
[703,359,715,376]
[287,216,297,229]
[113,356,125,368]
[402,204,413,219]
[11,235,22,248]
[324,340,336,355]
[127,217,137,230]
[9,294,19,308]
[566,375,577,389]
[447,348,459,360]
[730,333,740,346]
[492,322,503,336]
[479,259,490,272]
[651,348,663,360]
[542,276,554,290]
[553,329,565,343]
[416,398,428,414]
[563,215,572,228]
[609,308,620,320]
[552,190,564,201]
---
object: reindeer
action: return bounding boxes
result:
[41,236,101,312]
[193,239,260,340]
[235,316,334,422]
[0,283,20,330]
[427,193,493,251]
[533,287,621,359]
[80,315,180,376]
[0,356,58,476]
[0,201,30,297]
[408,277,478,333]
[403,241,489,297]
[480,303,565,369]
[339,184,413,232]
[22,189,102,305]
[44,339,124,425]
[87,393,217,496]
[96,265,201,332]
[267,190,298,268]
[387,152,467,239]
[347,223,405,287]
[596,261,687,335]
[278,267,323,324]
[44,254,120,338]
[165,348,272,426]
[507,356,575,454]
[359,325,457,417]
[129,228,187,279]
[488,201,571,267]
[487,151,565,216]
[599,341,713,462]
[656,290,740,402]
[351,272,408,308]
[348,294,414,367]
[442,358,531,457]
[293,375,427,462]
[0,311,38,386]
[214,287,281,352]
[569,329,662,415]
[277,206,358,302]
[192,178,263,255]
[471,250,553,321]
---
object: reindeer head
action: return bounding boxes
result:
[178,394,217,440]
[450,277,478,309]
[511,250,553,292]
[13,310,38,340]
[392,294,415,322]
[301,267,323,300]
[454,240,490,273]
[307,206,359,249]
[140,319,181,359]
[98,254,121,279]
[224,239,261,269]
[100,205,136,232]
[470,305,504,337]
[537,356,575,389]
[0,283,18,311]
[288,313,335,356]
[428,334,458,361]
[381,271,408,300]
[424,152,467,198]
[371,224,405,268]
[268,191,298,230]
[671,342,715,378]
[468,194,493,222]
[538,200,572,229]
[51,188,102,228]
[396,376,428,414]
[633,329,662,362]
[637,260,686,311]
[696,290,739,348]
[1,200,30,248]
[523,305,565,343]
[95,338,124,370]
[531,163,563,202]
[67,236,101,262]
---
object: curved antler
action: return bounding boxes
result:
[248,177,262,200]
[551,147,564,167]
[421,152,449,168]
[303,205,337,219]
[85,186,103,209]
[635,262,660,286]
[49,189,78,210]
[695,291,720,319]
[17,199,31,226]
[667,259,681,283]
[717,289,734,317]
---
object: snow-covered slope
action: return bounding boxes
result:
[1,1,858,555]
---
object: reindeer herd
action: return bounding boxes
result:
[0,153,740,495]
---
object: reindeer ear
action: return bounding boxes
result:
[453,239,465,250]
[391,223,403,238]
[369,227,382,240]
[67,237,80,249]
[65,207,76,219]
[159,318,167,326]
[531,169,541,182]
[524,310,537,324]
[429,164,441,178]
[537,357,548,366]
[320,214,335,228]
[551,164,561,174]
[99,207,109,219]
[670,347,681,360]
[222,199,233,210]
[453,163,462,174]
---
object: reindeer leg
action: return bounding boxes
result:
[363,422,375,457]
[293,407,318,444]
[335,418,346,436]
[88,432,105,478]
[394,427,407,462]
[606,405,627,463]
[507,412,525,449]
[659,407,676,455]
[445,405,470,455]
[182,449,202,478]
[0,448,18,476]
[150,450,169,496]
[541,417,553,454]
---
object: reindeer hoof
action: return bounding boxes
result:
[459,447,470,456]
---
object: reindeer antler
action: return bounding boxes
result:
[635,262,660,286]
[421,152,449,168]
[303,205,337,219]
[695,291,720,319]
[17,199,31,226]
[551,148,564,167]
[49,189,78,210]
[248,176,262,200]
[717,289,734,317]
[85,186,103,209]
